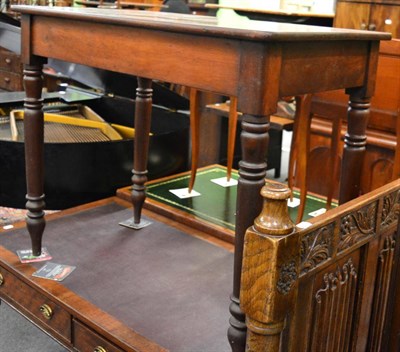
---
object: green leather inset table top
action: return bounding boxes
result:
[145,165,337,230]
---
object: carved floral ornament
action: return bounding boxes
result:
[300,224,334,276]
[381,190,400,228]
[339,202,377,252]
[277,260,298,295]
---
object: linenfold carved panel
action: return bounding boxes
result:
[310,258,358,351]
[339,202,377,252]
[300,223,334,275]
[368,235,396,350]
[381,190,400,229]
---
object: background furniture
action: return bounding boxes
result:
[0,47,22,91]
[205,100,294,179]
[335,0,400,38]
[206,3,334,26]
[302,39,400,199]
[0,14,22,90]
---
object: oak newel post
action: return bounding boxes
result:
[240,181,298,351]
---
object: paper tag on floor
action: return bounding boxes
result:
[308,208,327,217]
[169,188,201,199]
[287,198,300,208]
[211,177,238,187]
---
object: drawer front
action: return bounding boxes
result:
[0,48,22,72]
[0,70,23,91]
[0,266,71,342]
[73,319,123,352]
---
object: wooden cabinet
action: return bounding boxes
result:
[334,0,400,38]
[0,47,23,91]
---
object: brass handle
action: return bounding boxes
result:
[5,58,11,64]
[39,304,53,320]
[0,272,4,286]
[94,347,107,352]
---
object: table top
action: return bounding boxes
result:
[12,5,390,42]
[11,5,391,116]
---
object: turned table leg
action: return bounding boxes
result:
[24,63,46,256]
[120,77,153,229]
[188,88,201,193]
[228,114,270,351]
[339,94,370,204]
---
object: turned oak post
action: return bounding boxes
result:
[131,77,153,227]
[23,62,46,256]
[240,181,297,352]
[228,114,270,351]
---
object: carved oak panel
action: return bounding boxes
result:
[381,190,400,229]
[367,235,396,351]
[310,258,358,352]
[339,202,378,252]
[300,223,334,275]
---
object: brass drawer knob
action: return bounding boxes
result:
[94,347,107,352]
[0,272,4,286]
[4,77,10,83]
[5,58,11,64]
[39,304,53,320]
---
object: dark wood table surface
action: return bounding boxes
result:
[10,5,391,351]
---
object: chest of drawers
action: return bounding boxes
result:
[0,47,23,91]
